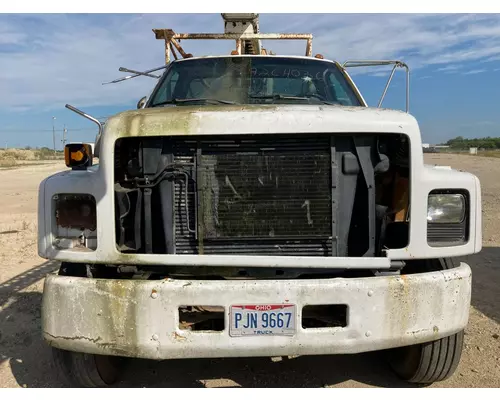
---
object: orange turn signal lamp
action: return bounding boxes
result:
[65,143,93,170]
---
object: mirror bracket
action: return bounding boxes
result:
[137,96,147,109]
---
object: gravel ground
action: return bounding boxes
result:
[0,155,499,388]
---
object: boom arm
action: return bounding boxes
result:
[153,13,313,64]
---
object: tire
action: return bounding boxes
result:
[52,347,123,387]
[388,330,464,384]
[388,257,465,384]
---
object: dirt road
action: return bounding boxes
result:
[0,155,499,388]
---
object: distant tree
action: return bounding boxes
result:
[444,136,500,150]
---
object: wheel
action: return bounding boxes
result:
[52,347,123,387]
[388,330,464,384]
[388,257,465,384]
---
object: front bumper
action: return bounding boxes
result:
[41,263,472,360]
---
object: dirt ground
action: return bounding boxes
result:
[0,155,499,388]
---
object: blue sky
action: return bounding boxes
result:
[1,13,500,148]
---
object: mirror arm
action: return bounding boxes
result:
[137,96,148,109]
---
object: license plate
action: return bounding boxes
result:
[230,304,296,337]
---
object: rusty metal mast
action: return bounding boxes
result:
[153,13,313,64]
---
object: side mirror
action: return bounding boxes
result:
[137,96,147,109]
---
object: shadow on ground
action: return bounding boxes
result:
[459,247,500,324]
[0,247,498,388]
[0,261,61,387]
[115,351,418,388]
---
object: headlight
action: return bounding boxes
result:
[427,193,465,223]
[427,191,469,247]
[52,194,97,251]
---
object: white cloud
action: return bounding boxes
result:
[463,69,487,75]
[1,13,500,111]
[0,14,232,112]
[0,32,26,45]
[426,45,500,65]
[436,65,461,73]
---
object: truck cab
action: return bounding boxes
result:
[38,14,481,387]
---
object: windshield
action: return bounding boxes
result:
[148,56,363,107]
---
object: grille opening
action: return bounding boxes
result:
[113,133,411,258]
[384,222,409,249]
[200,151,332,239]
[347,175,370,256]
[302,304,348,328]
[170,135,334,256]
[178,306,225,332]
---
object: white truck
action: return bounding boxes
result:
[38,14,482,387]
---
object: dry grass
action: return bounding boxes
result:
[0,149,34,161]
[0,148,64,164]
[0,159,18,168]
[0,149,65,169]
[477,150,500,158]
[439,150,500,159]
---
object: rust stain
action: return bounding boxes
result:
[173,332,187,341]
[277,33,313,39]
[306,39,312,56]
[152,27,313,59]
[163,33,313,40]
[170,37,191,59]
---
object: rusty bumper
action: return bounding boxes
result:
[41,263,472,360]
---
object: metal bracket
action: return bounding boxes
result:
[118,67,161,79]
[153,29,313,63]
[102,64,169,85]
[65,104,103,137]
[342,60,410,113]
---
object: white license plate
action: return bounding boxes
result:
[230,304,296,337]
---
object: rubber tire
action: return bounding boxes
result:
[388,257,465,384]
[52,347,123,387]
[388,330,464,384]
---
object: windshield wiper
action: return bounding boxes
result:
[152,98,238,107]
[250,94,308,100]
[249,94,337,105]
